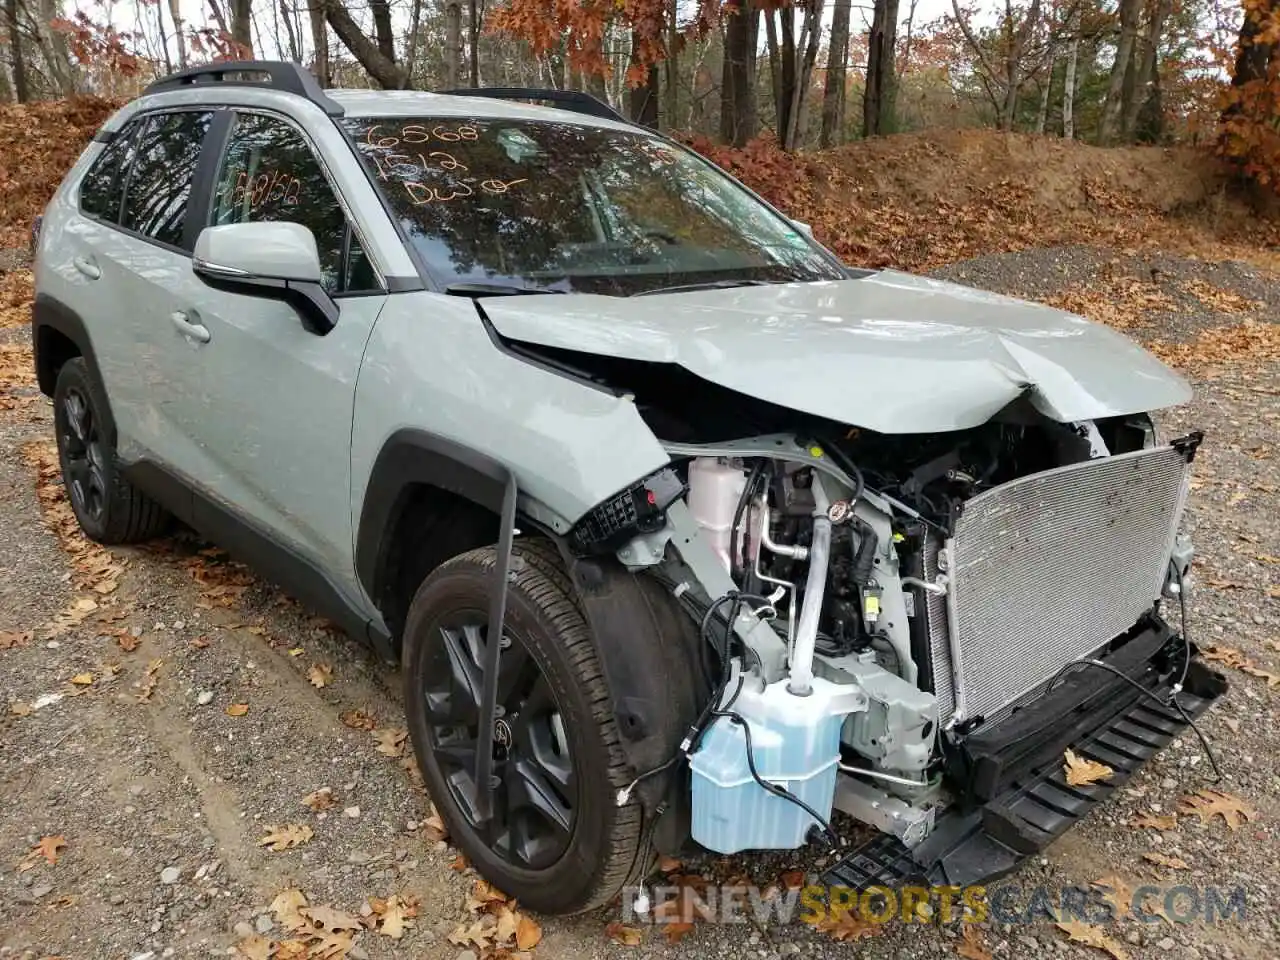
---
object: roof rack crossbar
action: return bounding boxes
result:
[143,60,344,118]
[434,87,626,123]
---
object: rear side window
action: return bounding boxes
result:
[79,122,139,221]
[121,110,214,249]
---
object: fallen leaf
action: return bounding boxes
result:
[372,727,407,757]
[956,924,993,960]
[269,888,311,933]
[302,787,336,811]
[340,709,376,730]
[516,912,542,949]
[605,921,644,946]
[234,935,272,960]
[0,629,31,649]
[1142,852,1190,870]
[1063,749,1114,787]
[662,920,696,944]
[137,658,163,702]
[308,663,333,688]
[1130,811,1178,830]
[815,910,882,942]
[1177,788,1259,829]
[274,941,310,960]
[10,701,32,717]
[376,895,415,939]
[190,636,210,649]
[1242,663,1280,686]
[1091,875,1135,918]
[303,903,362,931]
[779,868,806,889]
[1056,920,1130,960]
[69,673,94,686]
[226,703,249,717]
[495,905,519,943]
[657,854,682,873]
[288,647,304,656]
[448,853,468,871]
[449,917,496,948]
[116,633,140,653]
[423,811,448,841]
[258,824,314,851]
[465,878,509,912]
[309,930,354,959]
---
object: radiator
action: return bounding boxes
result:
[927,445,1192,724]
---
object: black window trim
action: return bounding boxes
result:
[220,105,387,297]
[79,104,225,260]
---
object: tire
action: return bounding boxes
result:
[403,541,645,914]
[53,357,169,545]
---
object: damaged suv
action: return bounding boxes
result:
[33,61,1224,915]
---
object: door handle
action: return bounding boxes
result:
[171,310,211,344]
[72,256,100,280]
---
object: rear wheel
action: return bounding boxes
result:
[403,542,646,914]
[53,358,169,544]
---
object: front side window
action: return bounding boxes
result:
[211,112,357,293]
[120,110,214,248]
[80,121,140,221]
[343,117,844,296]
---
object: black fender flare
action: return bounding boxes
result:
[355,428,510,606]
[32,293,107,400]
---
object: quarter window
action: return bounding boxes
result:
[211,112,364,293]
[79,121,139,221]
[120,110,214,248]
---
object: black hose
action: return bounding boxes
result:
[730,460,767,583]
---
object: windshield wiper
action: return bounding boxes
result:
[632,278,772,297]
[444,282,567,297]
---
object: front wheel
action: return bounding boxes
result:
[403,542,647,914]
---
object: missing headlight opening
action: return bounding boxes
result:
[583,409,1224,887]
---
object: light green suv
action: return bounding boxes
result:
[33,60,1225,915]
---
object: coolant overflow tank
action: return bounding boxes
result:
[690,680,844,853]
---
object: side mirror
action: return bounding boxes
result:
[193,222,337,335]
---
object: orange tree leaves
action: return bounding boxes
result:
[1219,0,1280,190]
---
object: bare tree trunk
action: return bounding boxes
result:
[764,9,782,134]
[720,0,758,146]
[5,0,28,101]
[468,0,479,86]
[370,0,395,63]
[155,0,173,74]
[308,0,330,85]
[444,0,463,86]
[278,0,301,61]
[1099,0,1141,143]
[1036,56,1054,133]
[628,30,660,127]
[864,0,901,136]
[230,0,253,57]
[322,0,406,87]
[1122,0,1170,140]
[168,0,187,67]
[1062,32,1079,139]
[663,0,679,129]
[37,0,76,92]
[207,0,230,36]
[820,0,851,147]
[784,0,823,149]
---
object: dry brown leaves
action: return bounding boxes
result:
[339,709,376,730]
[308,663,333,689]
[372,727,407,758]
[226,702,249,717]
[136,658,162,702]
[365,895,420,940]
[814,909,883,942]
[1063,749,1114,787]
[1201,644,1280,686]
[1130,811,1178,831]
[1177,788,1259,829]
[1150,318,1280,373]
[955,925,993,960]
[302,787,336,812]
[1041,278,1179,332]
[1143,852,1191,870]
[1056,919,1131,960]
[17,835,66,871]
[258,824,314,851]
[244,888,363,959]
[604,921,644,946]
[448,879,543,953]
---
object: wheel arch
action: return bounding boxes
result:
[33,294,103,402]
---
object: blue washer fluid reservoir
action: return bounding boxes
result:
[689,677,847,853]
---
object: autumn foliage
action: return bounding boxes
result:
[1219,0,1280,189]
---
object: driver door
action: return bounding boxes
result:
[169,109,386,594]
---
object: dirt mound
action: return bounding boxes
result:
[0,97,119,249]
[690,130,1279,272]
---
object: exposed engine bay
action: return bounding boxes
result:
[568,407,1209,858]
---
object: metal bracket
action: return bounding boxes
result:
[474,472,518,823]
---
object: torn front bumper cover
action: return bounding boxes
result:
[824,614,1227,890]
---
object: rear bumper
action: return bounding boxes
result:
[824,617,1227,889]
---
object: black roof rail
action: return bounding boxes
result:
[434,87,626,123]
[143,60,344,118]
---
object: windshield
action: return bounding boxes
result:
[343,117,845,296]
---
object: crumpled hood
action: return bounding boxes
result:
[481,271,1192,433]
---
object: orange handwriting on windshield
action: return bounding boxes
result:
[366,124,480,149]
[404,180,477,205]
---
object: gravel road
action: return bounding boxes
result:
[1,245,1277,960]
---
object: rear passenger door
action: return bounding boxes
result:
[75,109,218,485]
[170,109,387,594]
